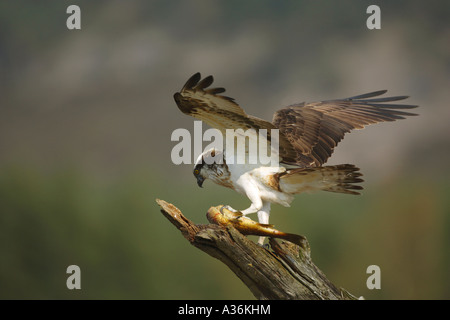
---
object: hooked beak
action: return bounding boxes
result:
[196,175,205,188]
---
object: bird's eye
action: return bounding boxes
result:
[194,169,200,175]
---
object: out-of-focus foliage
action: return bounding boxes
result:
[0,1,449,299]
[0,167,448,299]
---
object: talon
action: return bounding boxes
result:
[232,209,244,220]
[232,214,243,221]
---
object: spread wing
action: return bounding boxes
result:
[272,91,418,167]
[174,73,298,163]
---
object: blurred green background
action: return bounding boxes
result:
[0,1,449,299]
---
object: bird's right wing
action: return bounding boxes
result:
[174,73,298,163]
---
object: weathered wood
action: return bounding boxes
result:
[156,198,358,300]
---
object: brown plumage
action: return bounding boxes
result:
[174,73,418,168]
[272,91,418,166]
[277,164,363,195]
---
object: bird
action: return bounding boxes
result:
[174,72,418,245]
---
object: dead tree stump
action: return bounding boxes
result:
[156,198,358,300]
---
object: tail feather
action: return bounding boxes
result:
[278,164,364,195]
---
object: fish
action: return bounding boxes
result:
[207,205,306,247]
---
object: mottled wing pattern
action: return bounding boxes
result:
[174,73,298,163]
[272,91,418,167]
[278,164,364,195]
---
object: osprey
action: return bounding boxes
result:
[174,73,417,245]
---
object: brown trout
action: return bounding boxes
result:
[207,205,306,247]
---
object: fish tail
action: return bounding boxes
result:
[279,232,307,247]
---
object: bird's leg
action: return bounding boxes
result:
[234,204,259,222]
[230,191,263,223]
[240,193,263,217]
[256,202,271,246]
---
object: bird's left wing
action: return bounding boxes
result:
[272,90,418,167]
[173,73,298,163]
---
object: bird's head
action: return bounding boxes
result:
[193,148,228,188]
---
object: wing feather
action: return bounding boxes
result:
[174,73,298,163]
[273,91,418,167]
[175,74,418,167]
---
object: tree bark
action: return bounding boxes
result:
[156,198,358,300]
